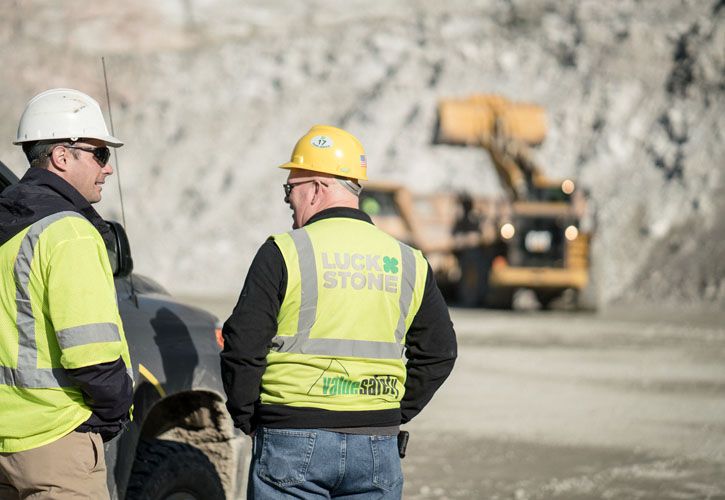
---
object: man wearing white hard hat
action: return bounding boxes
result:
[0,89,133,499]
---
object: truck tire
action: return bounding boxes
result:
[456,247,490,307]
[125,439,225,500]
[535,290,561,310]
[485,287,514,309]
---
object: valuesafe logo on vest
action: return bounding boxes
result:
[322,375,400,398]
[321,252,400,293]
[306,360,402,400]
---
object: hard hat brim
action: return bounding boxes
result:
[12,133,124,147]
[278,161,299,171]
[277,161,368,181]
[100,134,124,147]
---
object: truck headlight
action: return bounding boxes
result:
[565,225,579,241]
[500,223,515,240]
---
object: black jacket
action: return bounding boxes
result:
[220,207,457,434]
[0,168,133,441]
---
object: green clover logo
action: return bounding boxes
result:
[383,256,399,274]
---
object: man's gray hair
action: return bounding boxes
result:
[336,177,363,196]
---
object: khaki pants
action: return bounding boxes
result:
[0,431,109,500]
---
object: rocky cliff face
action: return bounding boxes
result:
[1,0,722,307]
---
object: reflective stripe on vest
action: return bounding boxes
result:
[56,323,121,350]
[0,211,120,389]
[270,227,417,359]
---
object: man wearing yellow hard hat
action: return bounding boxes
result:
[221,125,457,498]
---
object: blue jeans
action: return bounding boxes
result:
[248,428,403,499]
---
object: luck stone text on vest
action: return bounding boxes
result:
[320,251,400,293]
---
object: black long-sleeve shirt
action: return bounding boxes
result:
[220,207,457,434]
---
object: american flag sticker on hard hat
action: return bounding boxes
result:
[360,155,367,170]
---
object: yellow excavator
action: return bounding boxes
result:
[434,94,592,308]
[360,94,592,308]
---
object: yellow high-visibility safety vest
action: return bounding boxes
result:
[263,217,428,412]
[0,212,132,453]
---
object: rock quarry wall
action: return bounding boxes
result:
[1,0,723,308]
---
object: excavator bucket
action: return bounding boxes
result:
[435,94,548,146]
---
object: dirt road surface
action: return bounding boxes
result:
[193,296,725,499]
[403,307,725,499]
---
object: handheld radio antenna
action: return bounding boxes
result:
[102,56,128,230]
[101,57,136,304]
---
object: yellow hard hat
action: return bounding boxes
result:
[279,125,368,181]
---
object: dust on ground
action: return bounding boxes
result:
[185,296,725,499]
[404,434,724,499]
[403,306,725,499]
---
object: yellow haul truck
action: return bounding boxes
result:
[433,94,592,308]
[360,95,592,308]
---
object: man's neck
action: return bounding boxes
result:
[315,198,359,213]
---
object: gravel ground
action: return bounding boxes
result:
[186,297,725,499]
[404,435,724,499]
[401,307,725,499]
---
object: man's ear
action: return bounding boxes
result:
[48,145,69,172]
[311,179,323,205]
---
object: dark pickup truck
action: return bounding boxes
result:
[1,161,244,500]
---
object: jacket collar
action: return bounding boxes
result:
[20,167,95,213]
[0,167,110,246]
[305,206,373,226]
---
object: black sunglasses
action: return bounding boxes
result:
[282,180,316,198]
[64,145,111,166]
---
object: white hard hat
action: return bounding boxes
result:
[14,88,123,147]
